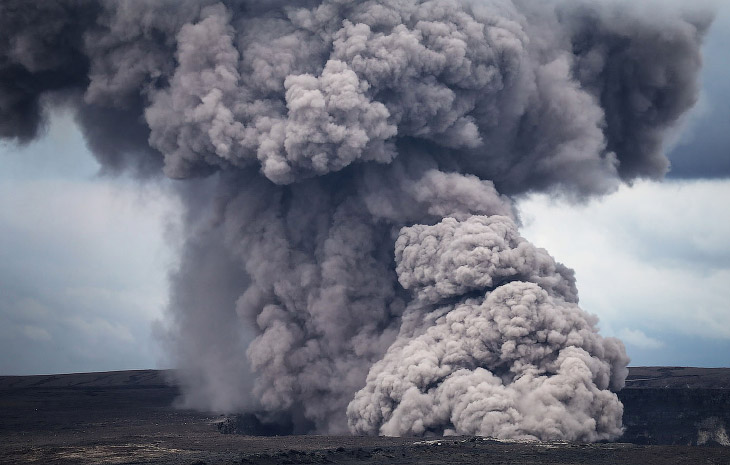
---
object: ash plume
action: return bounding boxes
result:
[0,0,712,438]
[348,216,628,439]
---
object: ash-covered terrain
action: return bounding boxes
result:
[0,367,728,465]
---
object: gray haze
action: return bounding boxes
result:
[0,0,712,438]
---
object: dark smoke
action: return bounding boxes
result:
[0,0,712,438]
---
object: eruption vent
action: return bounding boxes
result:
[0,0,711,438]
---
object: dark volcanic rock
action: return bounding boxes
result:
[619,388,730,446]
[217,412,294,436]
[618,367,730,446]
[625,367,730,389]
[1,367,729,464]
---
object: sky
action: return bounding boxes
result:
[1,5,729,375]
[0,114,178,374]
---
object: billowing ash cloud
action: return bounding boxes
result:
[0,0,712,438]
[348,216,628,439]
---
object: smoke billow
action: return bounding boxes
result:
[348,215,628,439]
[0,0,711,438]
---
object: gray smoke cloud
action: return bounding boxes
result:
[348,216,628,439]
[0,0,712,438]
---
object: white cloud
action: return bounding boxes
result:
[22,325,52,343]
[618,328,664,349]
[517,179,730,344]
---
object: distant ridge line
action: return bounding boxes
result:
[1,366,728,390]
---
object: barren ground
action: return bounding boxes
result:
[1,368,728,465]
